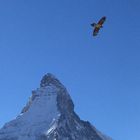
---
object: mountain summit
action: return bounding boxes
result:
[0,73,112,140]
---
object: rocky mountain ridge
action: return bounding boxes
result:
[0,73,112,140]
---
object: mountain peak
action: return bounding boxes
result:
[40,73,62,88]
[0,73,112,140]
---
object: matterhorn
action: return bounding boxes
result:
[0,73,112,140]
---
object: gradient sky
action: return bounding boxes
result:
[0,0,140,140]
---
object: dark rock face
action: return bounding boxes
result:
[40,73,63,88]
[45,115,104,140]
[0,73,112,140]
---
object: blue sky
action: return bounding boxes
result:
[0,0,140,140]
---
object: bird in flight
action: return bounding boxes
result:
[91,16,106,36]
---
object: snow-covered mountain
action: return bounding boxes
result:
[0,73,112,140]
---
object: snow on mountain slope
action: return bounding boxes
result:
[0,73,112,140]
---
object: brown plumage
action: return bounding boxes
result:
[91,16,106,36]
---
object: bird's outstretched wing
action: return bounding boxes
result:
[93,27,100,36]
[98,16,106,26]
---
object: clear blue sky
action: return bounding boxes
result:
[0,0,140,140]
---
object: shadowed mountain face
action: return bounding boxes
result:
[0,73,112,140]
